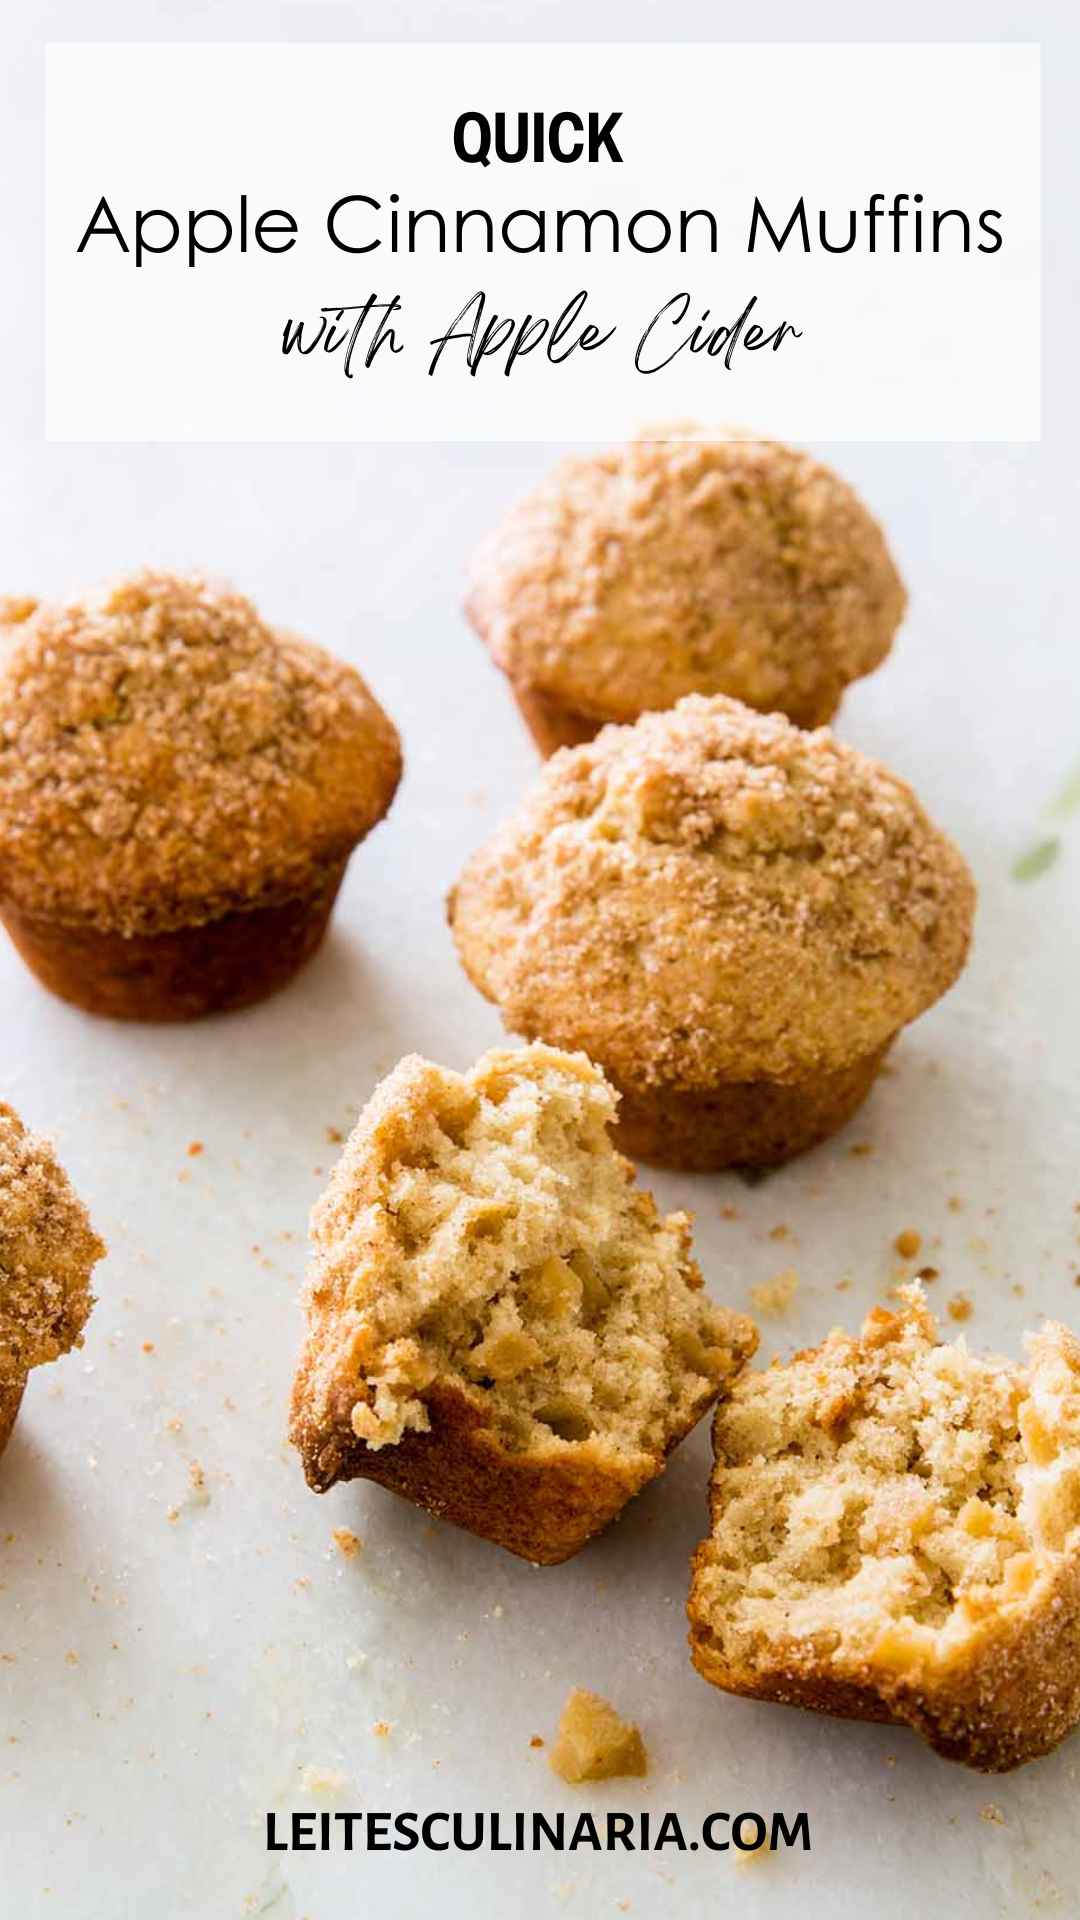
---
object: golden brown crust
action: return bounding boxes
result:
[0,856,346,1022]
[0,571,402,935]
[688,1297,1080,1772]
[688,1552,1080,1772]
[467,430,905,731]
[292,1378,700,1565]
[611,1045,889,1170]
[450,695,975,1091]
[0,1102,103,1390]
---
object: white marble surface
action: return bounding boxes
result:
[3,5,1080,1918]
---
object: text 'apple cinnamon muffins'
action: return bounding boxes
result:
[466,428,906,753]
[290,1043,756,1564]
[0,573,402,1020]
[449,695,975,1171]
[688,1287,1080,1773]
[1,1102,103,1459]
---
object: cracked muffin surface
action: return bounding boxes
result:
[467,428,905,733]
[450,695,974,1093]
[0,572,401,936]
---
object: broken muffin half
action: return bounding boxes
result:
[688,1286,1080,1771]
[290,1043,756,1563]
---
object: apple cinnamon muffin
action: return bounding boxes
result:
[466,429,905,753]
[0,573,402,1020]
[688,1288,1080,1773]
[449,695,974,1170]
[290,1043,756,1563]
[1,1102,103,1458]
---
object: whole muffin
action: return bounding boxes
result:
[449,696,975,1171]
[466,429,906,753]
[0,573,402,1020]
[1,1102,103,1458]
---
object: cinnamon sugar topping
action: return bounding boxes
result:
[0,571,401,934]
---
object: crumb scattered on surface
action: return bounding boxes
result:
[894,1230,922,1260]
[980,1804,1006,1826]
[530,1735,545,1749]
[372,1721,392,1738]
[549,1689,647,1784]
[749,1269,798,1318]
[331,1527,362,1561]
[916,1267,940,1284]
[736,1836,775,1869]
[298,1765,348,1800]
[947,1292,973,1323]
[186,1141,204,1158]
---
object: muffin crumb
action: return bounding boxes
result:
[750,1269,799,1318]
[549,1689,647,1783]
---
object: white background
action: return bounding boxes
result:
[4,4,1080,1920]
[44,42,1040,441]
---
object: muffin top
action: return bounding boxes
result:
[0,1102,103,1388]
[450,696,975,1088]
[0,573,402,934]
[467,430,906,729]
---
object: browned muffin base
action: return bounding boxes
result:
[688,1554,1080,1774]
[0,859,347,1022]
[510,680,844,759]
[294,1380,685,1566]
[510,683,609,757]
[611,1045,889,1171]
[0,1375,26,1460]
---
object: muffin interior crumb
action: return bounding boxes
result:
[0,1103,103,1385]
[693,1288,1080,1675]
[549,1689,647,1783]
[305,1046,753,1462]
